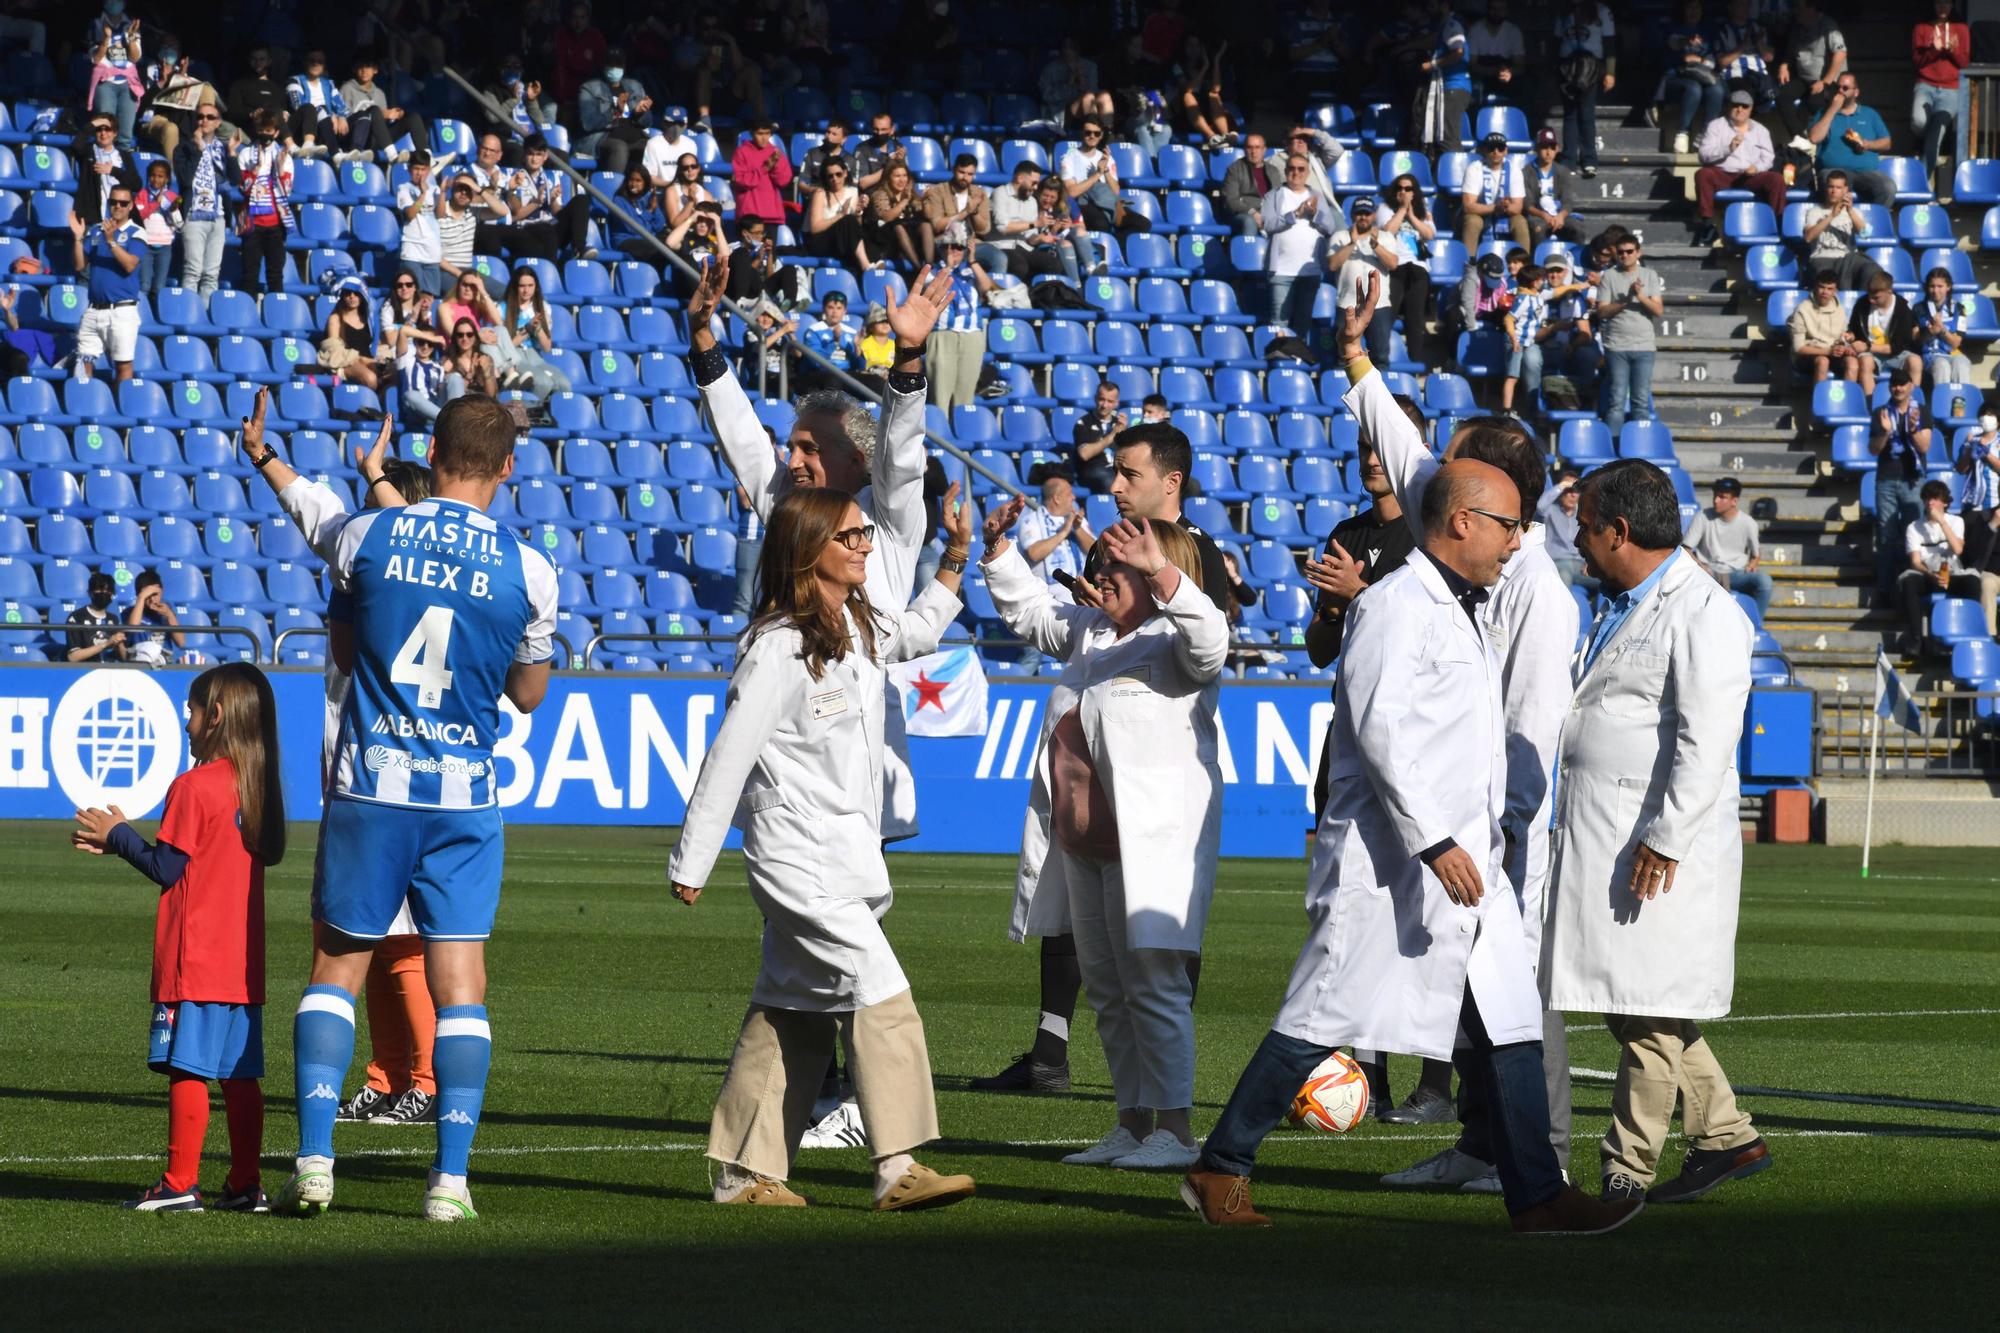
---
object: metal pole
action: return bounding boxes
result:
[1860,708,1880,878]
[385,25,1022,496]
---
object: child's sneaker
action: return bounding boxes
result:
[124,1177,203,1212]
[336,1086,393,1122]
[214,1182,270,1213]
[276,1155,335,1215]
[422,1169,477,1222]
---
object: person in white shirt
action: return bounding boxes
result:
[394,150,443,295]
[1467,0,1527,99]
[1259,153,1340,330]
[1013,469,1096,665]
[1898,479,1984,652]
[641,106,702,187]
[1461,132,1530,251]
[1327,196,1401,364]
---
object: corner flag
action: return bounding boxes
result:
[1873,644,1924,734]
[888,646,990,737]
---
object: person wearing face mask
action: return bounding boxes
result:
[68,572,132,662]
[86,1,145,150]
[234,110,294,297]
[576,50,654,177]
[487,56,555,154]
[138,34,217,160]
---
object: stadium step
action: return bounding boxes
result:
[1654,347,1771,386]
[1649,394,1792,432]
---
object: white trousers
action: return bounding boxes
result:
[1064,850,1196,1111]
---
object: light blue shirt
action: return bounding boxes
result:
[1582,548,1678,672]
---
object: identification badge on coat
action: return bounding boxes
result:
[809,688,848,720]
[1109,665,1151,699]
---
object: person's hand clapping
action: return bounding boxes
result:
[938,480,973,550]
[72,804,128,854]
[982,493,1026,556]
[1303,539,1366,602]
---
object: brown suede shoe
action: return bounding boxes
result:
[1180,1169,1272,1227]
[718,1177,808,1207]
[874,1162,976,1212]
[1511,1184,1644,1236]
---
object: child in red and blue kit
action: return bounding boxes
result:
[73,662,287,1213]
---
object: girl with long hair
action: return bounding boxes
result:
[499,265,572,399]
[1380,173,1436,362]
[668,484,978,1211]
[73,661,287,1212]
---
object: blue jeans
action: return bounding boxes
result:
[1268,273,1320,332]
[403,370,465,424]
[1603,348,1654,436]
[1562,87,1598,170]
[1911,84,1963,169]
[93,80,139,148]
[1728,568,1773,620]
[732,536,762,615]
[137,244,175,294]
[1201,990,1565,1217]
[1233,211,1260,237]
[1875,473,1923,599]
[1507,341,1544,404]
[1667,73,1724,136]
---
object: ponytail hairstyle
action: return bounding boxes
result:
[750,487,878,679]
[186,662,286,866]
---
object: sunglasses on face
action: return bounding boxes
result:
[395,280,416,289]
[1286,166,1307,173]
[454,331,477,340]
[1616,246,1639,255]
[197,113,219,122]
[108,197,133,207]
[94,126,116,135]
[1081,130,1103,139]
[831,524,877,550]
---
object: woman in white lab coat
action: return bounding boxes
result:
[981,498,1227,1171]
[667,485,976,1212]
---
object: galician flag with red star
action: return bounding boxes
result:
[886,646,990,737]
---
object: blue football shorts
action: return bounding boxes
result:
[314,797,505,941]
[148,1001,264,1080]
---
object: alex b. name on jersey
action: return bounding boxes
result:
[385,513,507,600]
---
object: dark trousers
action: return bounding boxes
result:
[1080,200,1150,236]
[1388,264,1431,364]
[1199,987,1565,1216]
[1774,79,1836,138]
[503,197,592,261]
[238,223,288,295]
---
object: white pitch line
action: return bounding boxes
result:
[1563,1007,2000,1033]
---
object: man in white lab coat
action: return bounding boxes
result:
[1329,275,1582,1189]
[1184,460,1639,1236]
[1543,458,1771,1206]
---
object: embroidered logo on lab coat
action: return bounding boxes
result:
[809,688,848,720]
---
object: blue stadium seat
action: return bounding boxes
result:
[1745,244,1798,292]
[1812,379,1869,427]
[1164,191,1227,237]
[1559,418,1614,465]
[1190,278,1254,328]
[1931,383,1983,429]
[34,510,87,557]
[1880,157,1933,204]
[1618,420,1676,462]
[1932,597,1987,645]
[1829,424,1874,472]
[1723,202,1780,247]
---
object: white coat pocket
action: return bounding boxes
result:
[1598,650,1669,718]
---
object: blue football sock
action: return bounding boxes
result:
[294,985,356,1161]
[431,1005,492,1176]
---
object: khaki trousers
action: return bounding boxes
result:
[925,328,985,417]
[707,989,939,1181]
[1601,1014,1758,1184]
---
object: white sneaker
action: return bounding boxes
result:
[798,1098,867,1149]
[1061,1125,1144,1166]
[1380,1146,1494,1188]
[422,1168,477,1222]
[275,1155,334,1215]
[1110,1130,1202,1171]
[1672,132,1690,155]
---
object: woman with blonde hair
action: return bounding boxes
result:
[980,499,1227,1171]
[668,484,978,1212]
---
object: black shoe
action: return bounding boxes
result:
[1380,1087,1455,1125]
[1647,1137,1772,1203]
[336,1086,392,1122]
[967,1052,1070,1094]
[1581,165,1597,179]
[1600,1169,1646,1203]
[375,1086,435,1125]
[1691,224,1718,248]
[214,1182,270,1213]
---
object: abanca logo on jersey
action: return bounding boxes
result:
[371,714,480,745]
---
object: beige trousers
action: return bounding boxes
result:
[925,328,985,417]
[707,989,939,1181]
[1601,1014,1758,1184]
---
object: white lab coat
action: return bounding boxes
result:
[1343,370,1580,955]
[1543,552,1753,1020]
[666,584,962,1012]
[984,545,1228,952]
[1274,555,1543,1059]
[701,362,932,840]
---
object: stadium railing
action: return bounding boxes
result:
[1821,691,2000,778]
[1,619,267,662]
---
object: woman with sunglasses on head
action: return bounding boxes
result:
[435,269,523,381]
[868,160,931,268]
[668,484,979,1213]
[1379,173,1436,364]
[805,158,869,274]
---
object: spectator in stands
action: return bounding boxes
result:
[923,155,997,271]
[1556,0,1616,180]
[322,280,384,392]
[1466,0,1524,102]
[1808,73,1894,207]
[727,215,803,308]
[553,0,608,107]
[1691,88,1784,249]
[378,271,431,355]
[395,320,452,423]
[122,569,186,667]
[1461,132,1529,252]
[1871,368,1934,601]
[1288,0,1354,106]
[504,135,595,262]
[1412,2,1471,167]
[66,572,129,662]
[1918,267,1976,389]
[743,300,798,389]
[1378,173,1435,365]
[1062,117,1149,241]
[1538,471,1594,590]
[795,120,849,200]
[1450,251,1512,354]
[665,200,726,296]
[641,106,700,188]
[1802,171,1884,292]
[928,238,996,414]
[1956,414,2000,634]
[287,49,354,162]
[1657,0,1723,156]
[70,115,138,228]
[804,158,869,273]
[463,134,517,258]
[226,46,286,139]
[441,317,499,398]
[498,267,572,400]
[854,302,894,390]
[1846,271,1921,402]
[1328,197,1400,366]
[395,151,443,296]
[797,290,859,390]
[1031,176,1094,284]
[438,269,506,363]
[1787,269,1848,385]
[66,192,140,383]
[1040,37,1110,128]
[662,155,716,231]
[86,4,144,149]
[1773,0,1846,139]
[1686,476,1772,618]
[1913,1,1970,184]
[1595,233,1664,436]
[1170,35,1237,152]
[0,290,30,384]
[489,57,556,156]
[173,103,234,296]
[1502,262,1549,418]
[1261,153,1339,331]
[852,112,905,194]
[732,120,793,232]
[689,10,765,126]
[1899,479,1984,654]
[138,37,215,160]
[1539,250,1601,394]
[436,176,496,297]
[1524,128,1584,249]
[1221,134,1283,237]
[1139,393,1171,425]
[1283,126,1344,216]
[868,160,930,268]
[1011,467,1094,671]
[340,52,424,166]
[131,160,180,295]
[730,479,765,617]
[1071,379,1125,494]
[577,50,654,177]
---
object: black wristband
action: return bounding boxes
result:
[887,369,926,395]
[251,449,280,469]
[689,343,731,387]
[364,472,389,490]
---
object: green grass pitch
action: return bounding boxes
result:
[2,822,1995,1328]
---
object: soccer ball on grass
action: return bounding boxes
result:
[1288,1051,1370,1133]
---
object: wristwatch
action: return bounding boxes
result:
[939,553,968,574]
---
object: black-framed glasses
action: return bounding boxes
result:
[394,279,416,288]
[108,197,134,207]
[1467,507,1524,534]
[453,331,477,340]
[197,112,220,121]
[94,125,116,135]
[1080,129,1104,139]
[831,523,876,551]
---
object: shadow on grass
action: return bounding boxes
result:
[514,1049,730,1070]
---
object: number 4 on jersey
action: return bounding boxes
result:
[392,606,456,708]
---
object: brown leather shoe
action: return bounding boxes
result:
[1180,1169,1272,1227]
[1512,1184,1644,1236]
[718,1177,808,1207]
[874,1162,976,1212]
